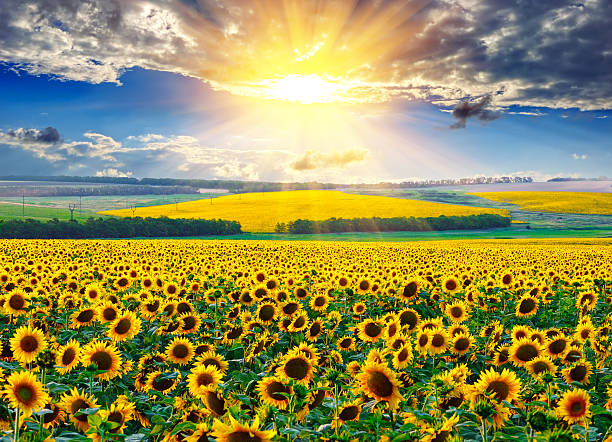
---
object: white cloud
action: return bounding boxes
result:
[572,153,588,160]
[96,168,133,178]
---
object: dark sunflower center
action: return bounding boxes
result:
[450,307,463,318]
[62,347,76,365]
[570,365,587,382]
[445,280,457,291]
[91,351,113,371]
[226,327,242,339]
[502,275,512,285]
[9,295,25,310]
[259,305,275,321]
[516,344,538,362]
[314,297,326,307]
[107,411,123,433]
[367,371,393,398]
[77,309,94,323]
[227,431,262,442]
[359,281,369,291]
[71,399,90,422]
[486,380,510,402]
[171,344,188,359]
[296,288,307,298]
[364,323,382,338]
[398,348,409,361]
[147,300,160,312]
[570,400,584,415]
[431,334,445,348]
[418,334,429,347]
[403,282,418,298]
[455,338,470,351]
[266,381,291,401]
[20,335,39,353]
[197,373,214,387]
[339,405,359,421]
[400,311,418,329]
[519,298,536,314]
[152,375,175,391]
[531,361,549,374]
[43,406,60,424]
[103,308,117,321]
[16,385,34,403]
[206,392,226,416]
[292,316,306,329]
[284,358,309,380]
[114,318,131,335]
[309,323,321,336]
[182,316,197,330]
[201,358,221,370]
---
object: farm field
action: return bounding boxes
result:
[0,238,611,441]
[469,191,612,216]
[100,190,508,233]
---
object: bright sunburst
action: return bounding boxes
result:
[262,74,344,104]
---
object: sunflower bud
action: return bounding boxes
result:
[527,410,549,432]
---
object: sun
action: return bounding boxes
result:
[261,74,345,104]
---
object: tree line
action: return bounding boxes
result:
[275,214,511,234]
[0,217,241,239]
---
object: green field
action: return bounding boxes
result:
[0,194,223,222]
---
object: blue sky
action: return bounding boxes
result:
[0,0,611,182]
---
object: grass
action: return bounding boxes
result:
[100,190,508,233]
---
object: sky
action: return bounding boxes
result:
[0,0,611,183]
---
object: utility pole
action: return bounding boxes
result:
[22,193,24,219]
[175,199,178,211]
[79,189,83,215]
[130,205,136,217]
[68,203,77,221]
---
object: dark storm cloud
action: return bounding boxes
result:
[450,95,501,129]
[0,0,610,109]
[6,127,62,144]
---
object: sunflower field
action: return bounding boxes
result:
[0,238,611,441]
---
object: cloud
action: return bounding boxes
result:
[290,148,368,171]
[96,168,133,178]
[450,95,501,129]
[5,127,62,144]
[0,0,610,110]
[572,153,587,160]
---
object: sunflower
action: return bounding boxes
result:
[288,313,309,333]
[187,365,223,400]
[546,334,569,359]
[211,415,275,442]
[60,388,100,432]
[41,401,65,429]
[356,278,371,294]
[451,332,474,356]
[10,326,47,363]
[255,302,278,324]
[415,330,431,355]
[562,360,592,385]
[392,344,413,369]
[4,289,30,315]
[515,295,539,318]
[333,402,362,428]
[307,320,324,341]
[442,277,461,294]
[576,291,597,311]
[555,388,591,425]
[471,368,522,404]
[428,328,449,355]
[222,324,244,344]
[357,319,385,343]
[445,301,469,323]
[196,351,229,375]
[70,307,97,328]
[140,296,162,319]
[276,353,314,386]
[309,294,330,312]
[509,337,542,367]
[526,356,557,378]
[97,301,121,323]
[354,362,403,410]
[108,311,142,342]
[165,337,195,365]
[146,370,181,393]
[337,336,356,352]
[203,390,230,417]
[84,283,103,303]
[80,340,122,380]
[3,370,50,417]
[257,376,292,410]
[56,339,81,374]
[99,402,134,435]
[352,302,366,316]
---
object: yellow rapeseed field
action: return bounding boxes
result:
[101,190,508,232]
[470,191,612,215]
[0,238,611,441]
